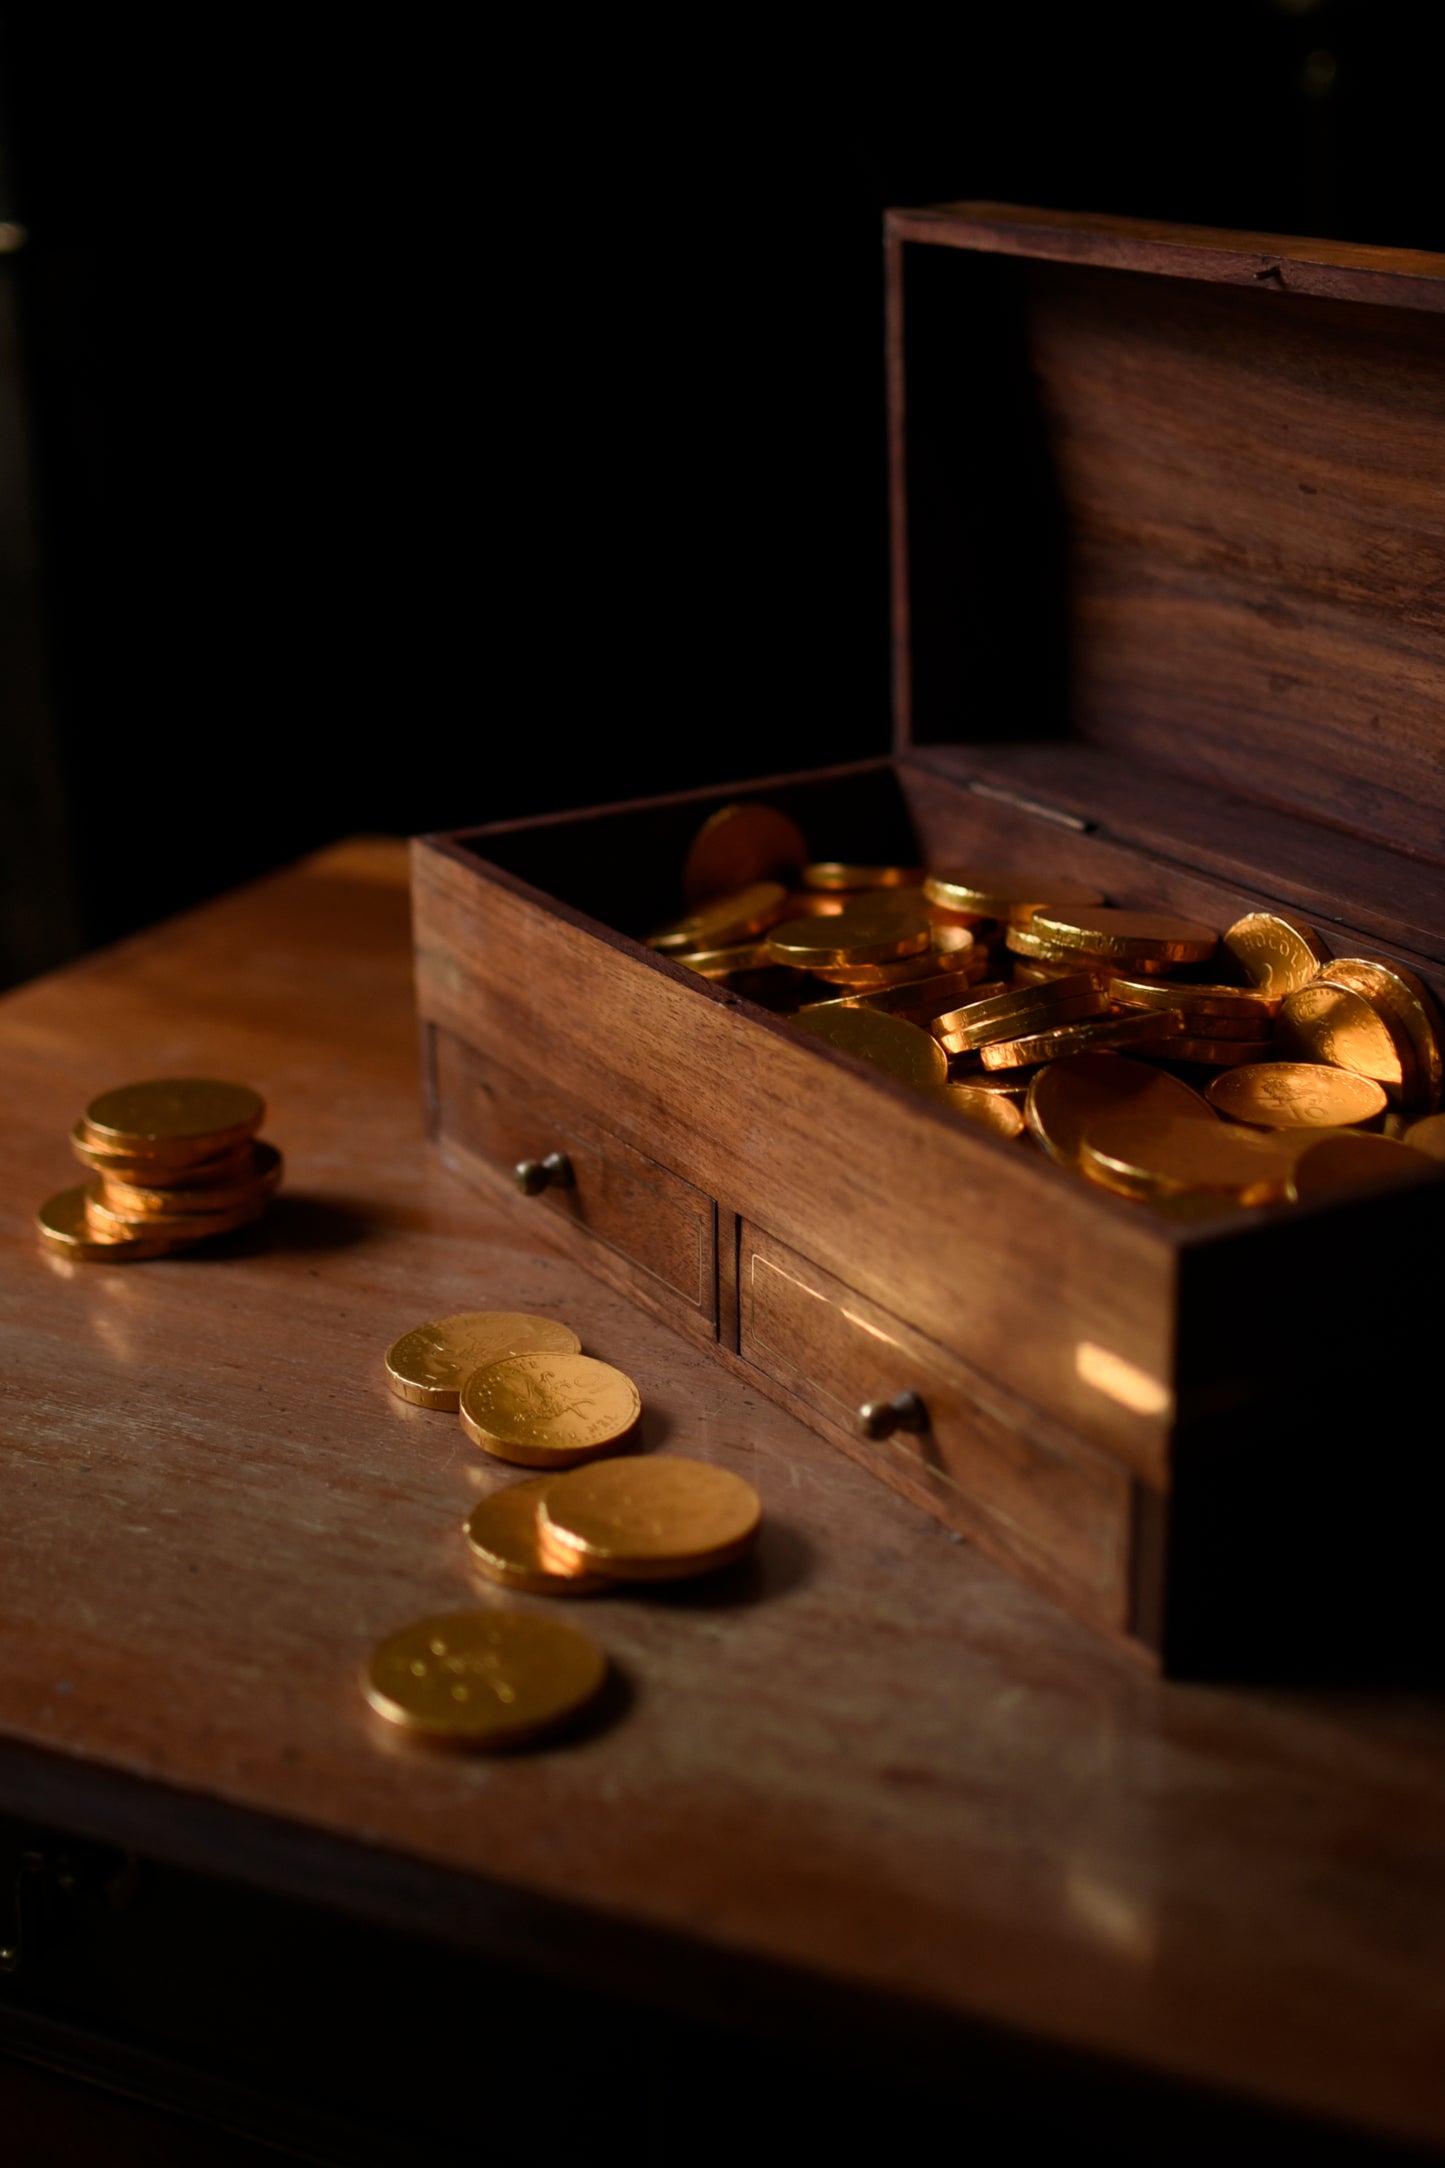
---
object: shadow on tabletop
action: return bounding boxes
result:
[198,1193,379,1258]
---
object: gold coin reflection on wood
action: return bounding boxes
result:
[458,1351,641,1466]
[37,1184,173,1262]
[1404,1113,1445,1160]
[923,868,1105,923]
[386,1312,582,1410]
[927,1083,1026,1138]
[648,882,789,954]
[980,1007,1185,1070]
[1027,908,1217,965]
[82,1078,265,1163]
[1081,1112,1296,1205]
[1206,1062,1387,1130]
[1287,1132,1437,1203]
[1025,1053,1214,1172]
[1323,958,1443,1114]
[540,1455,762,1582]
[801,862,921,891]
[1222,911,1330,1000]
[681,803,808,905]
[464,1479,610,1596]
[1276,981,1412,1098]
[363,1609,607,1747]
[98,1141,283,1218]
[793,1003,947,1087]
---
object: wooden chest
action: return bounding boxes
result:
[413,204,1445,1677]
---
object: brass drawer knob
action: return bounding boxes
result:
[857,1390,928,1441]
[513,1151,574,1196]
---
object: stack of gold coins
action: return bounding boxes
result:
[37,1078,281,1262]
[643,805,1445,1211]
[464,1457,762,1595]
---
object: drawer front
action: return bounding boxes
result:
[739,1224,1135,1630]
[434,1028,716,1321]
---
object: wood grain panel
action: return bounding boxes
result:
[433,1027,716,1323]
[738,1224,1136,1636]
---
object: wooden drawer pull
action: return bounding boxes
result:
[857,1389,928,1441]
[513,1151,575,1196]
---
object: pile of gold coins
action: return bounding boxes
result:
[644,802,1445,1213]
[37,1079,282,1261]
[366,1309,763,1748]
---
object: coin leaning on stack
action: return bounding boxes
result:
[373,1307,765,1748]
[37,1078,282,1261]
[643,802,1445,1215]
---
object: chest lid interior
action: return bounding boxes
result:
[888,203,1445,965]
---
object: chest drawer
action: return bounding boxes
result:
[738,1223,1139,1638]
[431,1026,717,1334]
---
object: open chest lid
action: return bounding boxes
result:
[886,203,1445,966]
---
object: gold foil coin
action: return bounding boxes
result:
[82,1079,265,1164]
[675,940,775,979]
[931,973,1107,1054]
[1276,981,1412,1098]
[793,1003,948,1087]
[69,1125,257,1183]
[813,969,991,1022]
[1206,1062,1387,1129]
[648,882,789,954]
[810,945,947,988]
[1129,1034,1278,1067]
[363,1609,607,1747]
[1081,1112,1296,1204]
[979,1007,1185,1070]
[923,868,1105,923]
[458,1351,641,1466]
[801,862,921,891]
[681,804,808,905]
[928,1083,1026,1138]
[1323,958,1443,1114]
[36,1184,173,1262]
[1109,978,1274,1024]
[386,1313,581,1410]
[1404,1113,1445,1161]
[1027,908,1218,965]
[540,1455,762,1581]
[85,1183,264,1242]
[1287,1132,1437,1202]
[97,1140,284,1217]
[1025,1053,1214,1171]
[1222,911,1330,1000]
[766,894,933,969]
[464,1479,609,1596]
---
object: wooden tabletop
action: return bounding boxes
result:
[3,838,1444,2154]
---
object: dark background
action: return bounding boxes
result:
[0,2,1438,987]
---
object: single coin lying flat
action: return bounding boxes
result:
[458,1351,641,1467]
[386,1312,582,1410]
[363,1609,607,1748]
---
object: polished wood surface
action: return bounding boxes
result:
[5,840,1443,2149]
